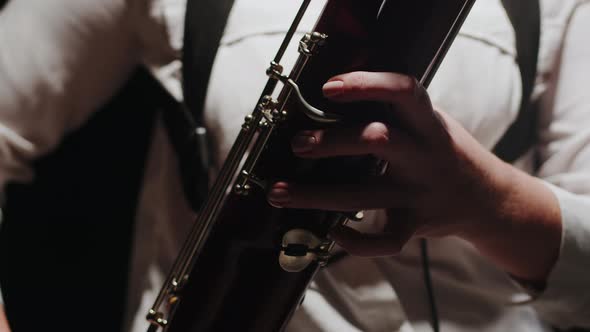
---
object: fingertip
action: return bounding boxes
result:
[322,80,344,98]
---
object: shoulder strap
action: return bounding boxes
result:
[182,0,235,121]
[493,0,541,162]
[162,0,235,210]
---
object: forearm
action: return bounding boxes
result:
[462,163,562,286]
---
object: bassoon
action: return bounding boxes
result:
[147,0,476,330]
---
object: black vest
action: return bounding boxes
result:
[0,69,158,332]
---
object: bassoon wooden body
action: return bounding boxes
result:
[148,0,476,331]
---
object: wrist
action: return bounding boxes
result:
[457,157,518,242]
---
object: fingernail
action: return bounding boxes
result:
[268,184,290,208]
[291,134,316,153]
[323,80,344,97]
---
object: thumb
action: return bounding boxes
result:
[329,223,413,257]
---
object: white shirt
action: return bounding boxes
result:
[0,0,589,331]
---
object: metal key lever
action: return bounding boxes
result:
[267,62,341,124]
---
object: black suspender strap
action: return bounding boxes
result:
[493,0,541,162]
[1,67,159,332]
[167,0,235,210]
[182,0,235,119]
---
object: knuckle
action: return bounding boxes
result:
[348,71,369,92]
[396,75,419,96]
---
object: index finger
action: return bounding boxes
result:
[323,71,438,134]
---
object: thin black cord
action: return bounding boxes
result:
[421,238,440,332]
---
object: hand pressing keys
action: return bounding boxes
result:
[268,71,561,286]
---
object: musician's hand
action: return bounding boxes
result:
[0,305,10,332]
[267,71,562,284]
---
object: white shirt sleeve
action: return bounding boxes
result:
[532,2,590,328]
[0,0,145,188]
